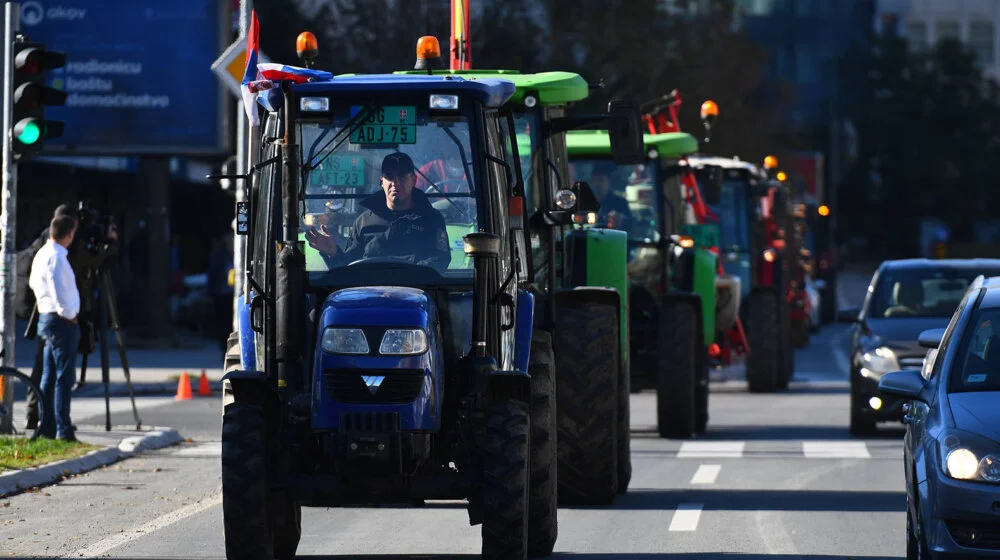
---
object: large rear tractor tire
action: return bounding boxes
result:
[481,399,530,560]
[778,298,793,390]
[695,346,710,434]
[222,402,274,560]
[617,339,632,494]
[527,330,558,557]
[553,300,619,505]
[657,299,699,439]
[746,291,781,393]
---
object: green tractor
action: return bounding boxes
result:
[395,42,643,506]
[565,130,718,439]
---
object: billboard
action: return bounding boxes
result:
[16,0,230,155]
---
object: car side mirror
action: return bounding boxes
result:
[837,306,860,323]
[572,180,601,213]
[607,100,644,165]
[877,369,930,404]
[918,328,946,349]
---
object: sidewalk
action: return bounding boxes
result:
[0,425,183,498]
[9,319,227,398]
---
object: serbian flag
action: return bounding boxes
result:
[257,63,333,83]
[240,10,262,126]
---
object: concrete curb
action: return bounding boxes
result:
[75,381,224,399]
[0,426,183,498]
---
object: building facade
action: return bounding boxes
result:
[876,0,1000,79]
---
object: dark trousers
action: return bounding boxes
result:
[25,338,45,426]
[37,313,80,439]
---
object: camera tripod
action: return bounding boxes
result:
[73,266,141,431]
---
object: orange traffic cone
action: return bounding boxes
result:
[197,370,211,396]
[175,371,192,401]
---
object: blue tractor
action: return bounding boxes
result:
[218,66,558,559]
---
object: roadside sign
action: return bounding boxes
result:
[211,36,271,99]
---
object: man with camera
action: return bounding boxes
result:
[23,203,118,430]
[28,214,81,441]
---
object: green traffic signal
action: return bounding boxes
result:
[16,120,40,145]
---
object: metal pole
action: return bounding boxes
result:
[232,0,252,331]
[0,3,19,435]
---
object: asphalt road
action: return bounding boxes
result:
[2,270,907,560]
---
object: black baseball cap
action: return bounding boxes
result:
[381,152,416,177]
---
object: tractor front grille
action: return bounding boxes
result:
[324,369,425,404]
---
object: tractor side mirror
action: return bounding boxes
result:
[607,100,644,165]
[571,181,601,213]
[236,201,249,236]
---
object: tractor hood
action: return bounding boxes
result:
[320,286,431,328]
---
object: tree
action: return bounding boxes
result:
[840,34,1000,255]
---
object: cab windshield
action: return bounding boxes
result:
[709,177,751,251]
[297,101,481,282]
[568,157,658,242]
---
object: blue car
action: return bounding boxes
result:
[839,259,1000,436]
[878,275,1000,558]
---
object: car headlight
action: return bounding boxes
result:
[321,328,370,355]
[860,346,899,375]
[379,329,428,355]
[938,429,1000,484]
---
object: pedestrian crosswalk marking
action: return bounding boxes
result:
[802,441,871,459]
[678,441,745,458]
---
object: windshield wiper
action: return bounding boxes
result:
[302,105,378,178]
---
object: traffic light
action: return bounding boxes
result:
[11,39,66,157]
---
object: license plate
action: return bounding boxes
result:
[313,154,366,187]
[349,105,417,145]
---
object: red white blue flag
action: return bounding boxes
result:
[240,10,262,126]
[257,63,333,83]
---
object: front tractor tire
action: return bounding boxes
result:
[745,291,781,393]
[527,330,558,556]
[222,402,274,560]
[481,399,530,560]
[553,300,619,505]
[657,299,699,439]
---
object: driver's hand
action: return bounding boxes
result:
[107,224,119,241]
[305,225,339,255]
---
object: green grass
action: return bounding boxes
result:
[0,436,99,472]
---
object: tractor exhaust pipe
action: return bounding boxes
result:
[462,233,500,358]
[276,81,306,391]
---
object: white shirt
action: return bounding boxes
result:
[29,239,79,320]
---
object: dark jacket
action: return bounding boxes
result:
[598,192,634,230]
[323,188,451,270]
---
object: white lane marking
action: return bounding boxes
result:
[170,441,222,457]
[802,441,871,459]
[690,464,721,484]
[667,503,704,531]
[677,441,745,458]
[72,492,222,557]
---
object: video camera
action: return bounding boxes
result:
[76,200,118,258]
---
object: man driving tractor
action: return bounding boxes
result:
[304,152,451,269]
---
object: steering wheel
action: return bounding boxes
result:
[347,256,415,267]
[423,179,468,194]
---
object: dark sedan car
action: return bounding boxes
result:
[838,259,1000,436]
[878,275,1000,558]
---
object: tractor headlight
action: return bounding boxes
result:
[938,429,1000,484]
[379,329,428,355]
[321,328,370,355]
